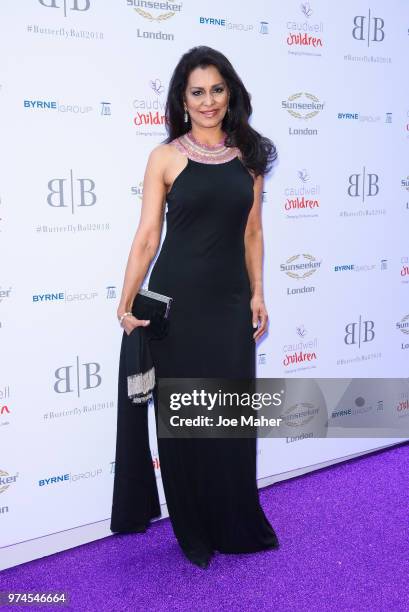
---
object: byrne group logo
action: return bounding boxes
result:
[199,16,254,34]
[286,2,324,54]
[24,98,93,115]
[106,286,117,300]
[258,352,267,365]
[32,289,99,304]
[337,111,391,124]
[23,99,110,116]
[38,469,103,487]
[284,168,320,217]
[333,261,381,274]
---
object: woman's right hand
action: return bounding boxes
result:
[120,314,151,336]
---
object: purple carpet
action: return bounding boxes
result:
[1,442,408,612]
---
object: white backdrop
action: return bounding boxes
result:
[1,0,408,569]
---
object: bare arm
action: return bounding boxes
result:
[244,174,268,341]
[117,146,167,326]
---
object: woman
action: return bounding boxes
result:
[113,46,279,568]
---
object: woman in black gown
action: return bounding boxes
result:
[113,46,279,568]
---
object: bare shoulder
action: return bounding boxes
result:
[147,141,185,168]
[147,143,173,164]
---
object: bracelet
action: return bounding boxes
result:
[118,311,133,326]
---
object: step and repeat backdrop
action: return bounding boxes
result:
[1,1,408,567]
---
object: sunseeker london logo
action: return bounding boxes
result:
[127,0,183,41]
[280,254,322,295]
[281,254,322,279]
[0,286,12,304]
[401,175,409,192]
[396,315,409,342]
[131,181,144,199]
[0,469,19,494]
[282,92,324,136]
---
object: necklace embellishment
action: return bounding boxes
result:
[171,130,240,164]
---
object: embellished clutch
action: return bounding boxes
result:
[131,287,173,340]
[126,288,173,405]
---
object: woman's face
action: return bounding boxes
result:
[183,65,229,129]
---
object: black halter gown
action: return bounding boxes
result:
[145,132,279,559]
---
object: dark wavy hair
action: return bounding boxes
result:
[162,45,277,177]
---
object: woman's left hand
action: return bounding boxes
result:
[250,295,269,341]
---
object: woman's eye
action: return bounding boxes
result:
[191,88,224,96]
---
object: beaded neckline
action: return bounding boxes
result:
[171,130,241,164]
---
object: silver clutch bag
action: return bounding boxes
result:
[131,287,173,340]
